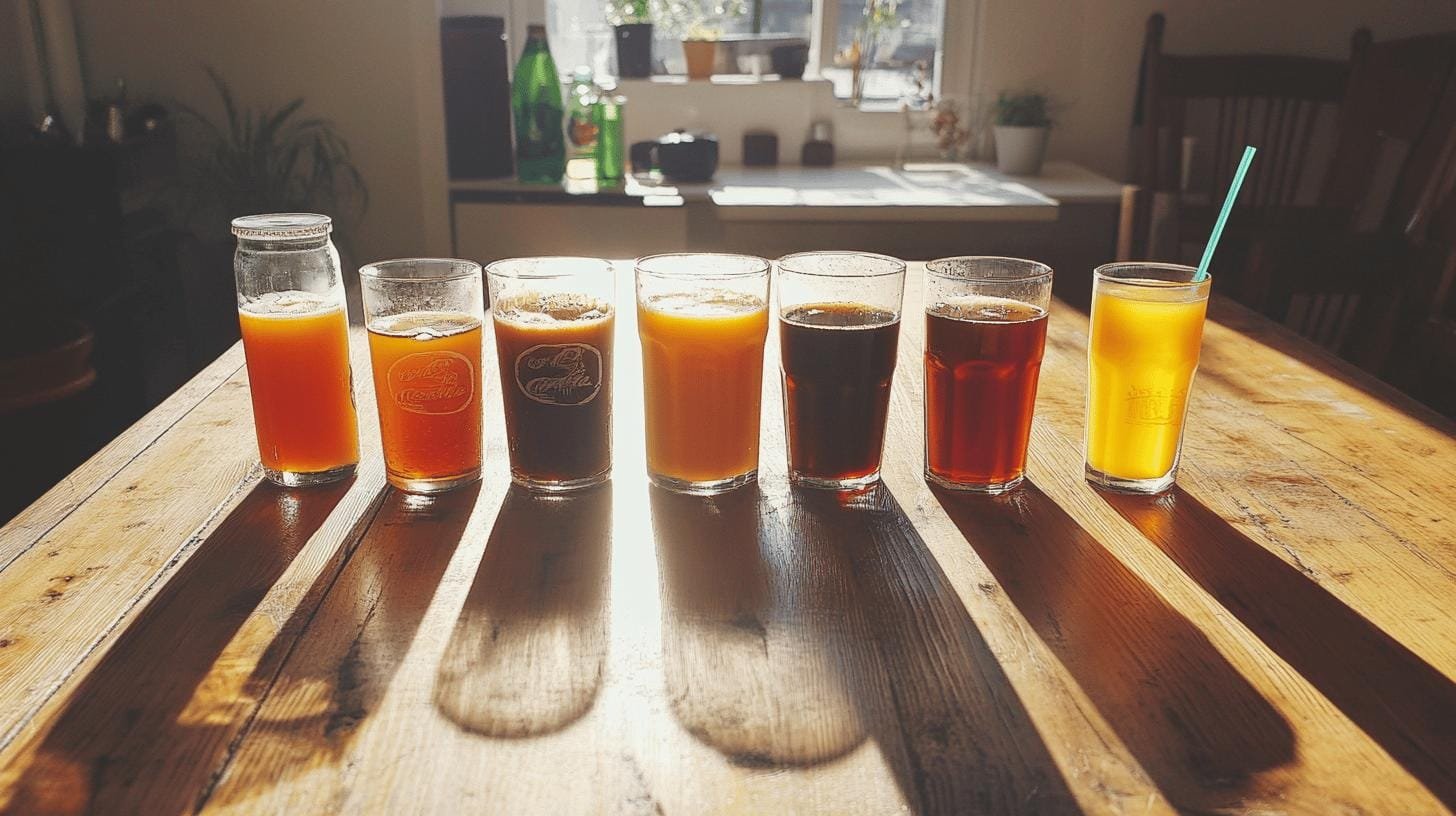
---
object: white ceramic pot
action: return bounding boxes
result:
[994,125,1050,175]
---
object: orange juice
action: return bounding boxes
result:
[238,294,359,481]
[1086,278,1209,484]
[638,289,768,486]
[367,310,483,491]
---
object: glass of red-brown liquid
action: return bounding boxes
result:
[924,256,1052,494]
[777,251,906,490]
[487,257,614,492]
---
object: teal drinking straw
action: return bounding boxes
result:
[1194,145,1258,282]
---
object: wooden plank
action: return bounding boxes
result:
[0,335,387,816]
[0,344,245,570]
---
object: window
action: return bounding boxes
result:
[823,0,945,107]
[546,0,944,107]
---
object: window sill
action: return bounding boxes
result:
[609,75,905,114]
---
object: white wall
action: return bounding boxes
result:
[971,0,1456,181]
[70,0,450,263]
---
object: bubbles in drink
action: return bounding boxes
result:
[494,292,614,324]
[371,310,482,339]
[642,289,764,317]
[929,295,1045,323]
[783,302,898,329]
[241,290,338,317]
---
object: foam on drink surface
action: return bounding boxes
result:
[929,295,1045,323]
[783,301,897,329]
[370,310,481,340]
[494,292,613,325]
[642,289,764,317]
[240,290,340,318]
[1099,277,1208,304]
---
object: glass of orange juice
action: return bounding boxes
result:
[636,253,770,494]
[360,258,485,494]
[232,214,359,487]
[1085,262,1211,494]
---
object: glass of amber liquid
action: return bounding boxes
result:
[777,251,905,490]
[360,258,485,494]
[1085,262,1211,494]
[487,257,614,492]
[232,214,359,487]
[636,253,770,494]
[924,256,1052,494]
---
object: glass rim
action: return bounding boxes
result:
[925,256,1054,283]
[231,213,332,241]
[635,252,770,281]
[775,251,906,279]
[485,256,614,280]
[359,257,483,282]
[1093,261,1210,288]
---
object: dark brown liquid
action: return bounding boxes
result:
[925,296,1047,486]
[493,293,613,485]
[780,302,900,483]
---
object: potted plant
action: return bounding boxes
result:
[174,67,368,345]
[654,0,746,80]
[606,0,653,78]
[993,91,1052,175]
[842,0,901,105]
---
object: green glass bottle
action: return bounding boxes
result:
[512,25,565,184]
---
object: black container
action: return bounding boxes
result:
[615,23,654,78]
[771,43,810,79]
[743,131,778,166]
[634,131,718,181]
[441,16,513,179]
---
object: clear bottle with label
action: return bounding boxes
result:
[566,66,600,179]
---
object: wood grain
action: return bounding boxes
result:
[0,262,1453,815]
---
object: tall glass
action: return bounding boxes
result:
[487,257,614,492]
[360,258,485,494]
[232,214,359,487]
[1085,262,1211,494]
[776,251,905,490]
[924,257,1052,494]
[636,253,770,494]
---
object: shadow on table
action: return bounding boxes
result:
[1102,486,1456,811]
[652,483,1079,815]
[933,481,1296,813]
[0,477,366,815]
[200,483,478,812]
[435,482,612,738]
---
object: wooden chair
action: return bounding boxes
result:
[1242,31,1456,371]
[1118,13,1368,281]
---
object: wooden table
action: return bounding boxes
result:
[1,263,1453,815]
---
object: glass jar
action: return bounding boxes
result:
[232,213,360,486]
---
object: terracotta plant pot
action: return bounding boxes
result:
[682,39,717,80]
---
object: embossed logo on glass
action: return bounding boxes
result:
[1124,386,1185,425]
[515,343,603,406]
[388,352,474,415]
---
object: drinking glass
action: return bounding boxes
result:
[360,258,485,494]
[232,213,359,487]
[924,256,1052,494]
[1084,262,1211,494]
[487,257,614,492]
[776,251,905,490]
[636,253,770,494]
